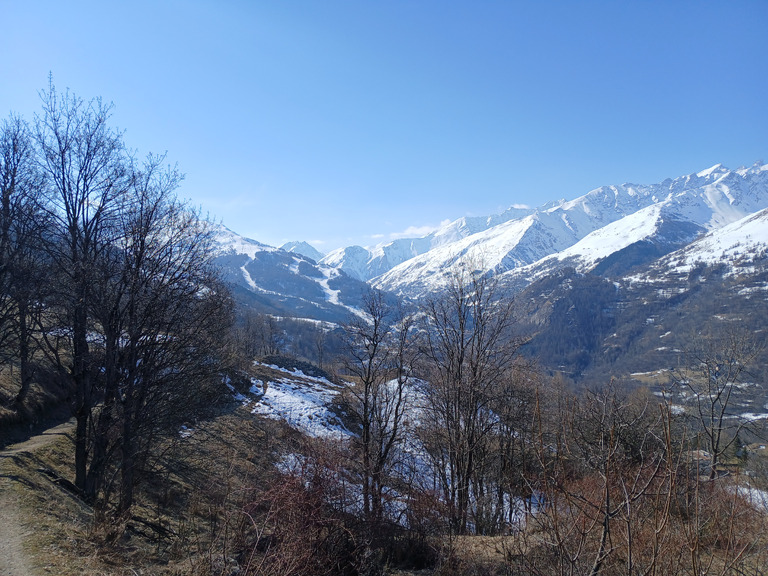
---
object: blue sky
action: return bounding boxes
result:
[2,1,766,253]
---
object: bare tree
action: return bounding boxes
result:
[87,153,233,515]
[342,289,416,524]
[478,364,537,531]
[315,327,326,370]
[33,84,233,514]
[672,327,763,479]
[34,81,131,494]
[0,113,47,410]
[516,380,768,576]
[418,265,526,534]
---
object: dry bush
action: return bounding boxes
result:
[433,535,512,576]
[509,469,768,575]
[503,382,768,576]
[234,438,363,576]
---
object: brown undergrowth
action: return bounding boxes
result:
[0,403,300,575]
[5,397,768,575]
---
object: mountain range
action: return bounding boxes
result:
[215,161,767,307]
[211,161,768,382]
[362,162,768,296]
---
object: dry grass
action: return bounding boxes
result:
[10,373,767,576]
[1,428,97,575]
[433,535,516,575]
[0,362,73,438]
[0,404,300,576]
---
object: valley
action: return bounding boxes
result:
[217,161,768,384]
[2,92,768,574]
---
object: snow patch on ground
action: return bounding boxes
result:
[739,412,768,422]
[249,362,350,439]
[737,485,768,512]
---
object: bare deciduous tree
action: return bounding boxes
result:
[418,265,527,534]
[515,379,768,576]
[342,289,416,524]
[34,83,130,493]
[672,327,763,478]
[89,155,231,515]
[33,83,233,513]
[0,113,47,410]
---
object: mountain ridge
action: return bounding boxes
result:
[212,161,768,327]
[371,161,768,296]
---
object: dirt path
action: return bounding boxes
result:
[0,420,75,576]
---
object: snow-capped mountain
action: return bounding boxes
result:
[213,161,768,330]
[212,226,369,324]
[212,162,768,382]
[280,241,325,262]
[320,208,538,281]
[373,162,768,297]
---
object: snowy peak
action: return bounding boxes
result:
[371,162,768,296]
[280,241,325,262]
[321,245,374,281]
[696,163,726,178]
[211,229,370,324]
[216,161,768,310]
[213,225,277,259]
[320,206,538,282]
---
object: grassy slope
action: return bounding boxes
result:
[0,403,302,576]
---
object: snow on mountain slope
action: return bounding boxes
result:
[321,208,539,281]
[371,216,539,296]
[213,224,278,258]
[321,245,374,281]
[214,161,768,306]
[518,163,768,278]
[212,226,370,323]
[239,361,350,439]
[372,185,659,296]
[534,203,668,271]
[373,162,768,296]
[659,163,768,228]
[321,232,456,281]
[322,237,435,281]
[280,240,325,262]
[662,207,768,274]
[504,176,761,282]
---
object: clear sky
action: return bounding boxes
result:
[2,1,767,253]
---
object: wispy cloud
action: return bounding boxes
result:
[389,219,451,240]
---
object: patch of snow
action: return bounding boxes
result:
[250,363,349,439]
[737,485,768,512]
[316,266,342,305]
[226,381,249,404]
[739,413,768,422]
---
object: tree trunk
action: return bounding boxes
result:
[118,402,135,516]
[73,300,91,494]
[13,301,31,409]
[86,330,118,501]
